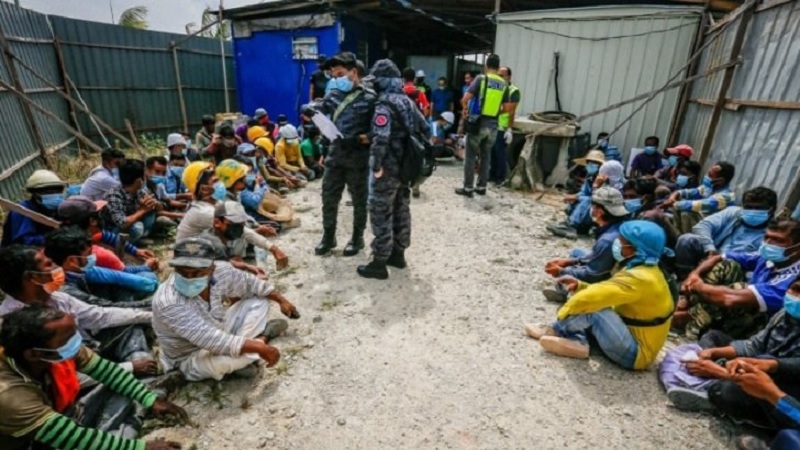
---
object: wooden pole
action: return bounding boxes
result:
[698,2,755,166]
[0,25,51,169]
[125,119,145,159]
[668,10,710,145]
[11,52,139,150]
[0,79,105,153]
[219,0,231,113]
[171,43,189,134]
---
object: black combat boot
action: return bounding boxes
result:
[357,259,389,280]
[386,248,407,269]
[314,228,337,256]
[342,229,365,257]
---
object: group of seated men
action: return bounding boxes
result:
[530,134,800,449]
[0,115,315,449]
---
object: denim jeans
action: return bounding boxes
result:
[552,308,639,369]
[773,430,800,450]
[490,130,508,183]
[567,196,593,233]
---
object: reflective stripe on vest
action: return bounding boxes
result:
[480,74,507,118]
[498,84,520,130]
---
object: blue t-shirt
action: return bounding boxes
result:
[725,251,800,314]
[431,88,454,115]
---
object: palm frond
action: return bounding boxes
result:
[118,5,148,30]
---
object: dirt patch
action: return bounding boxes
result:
[145,162,732,449]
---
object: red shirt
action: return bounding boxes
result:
[403,82,429,111]
[92,244,125,271]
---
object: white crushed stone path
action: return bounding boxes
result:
[148,163,732,449]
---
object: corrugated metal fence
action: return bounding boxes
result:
[0,2,235,200]
[677,0,800,207]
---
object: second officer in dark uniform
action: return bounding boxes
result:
[306,52,376,257]
[357,59,428,280]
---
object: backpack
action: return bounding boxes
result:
[382,99,436,186]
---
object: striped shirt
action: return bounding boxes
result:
[152,262,274,367]
[674,184,736,215]
[0,346,155,450]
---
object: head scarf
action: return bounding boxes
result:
[599,160,625,190]
[619,220,673,268]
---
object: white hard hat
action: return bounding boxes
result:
[279,124,299,140]
[415,69,425,78]
[26,170,65,191]
[440,111,455,124]
[166,133,186,148]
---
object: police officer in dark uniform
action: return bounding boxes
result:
[305,52,376,257]
[357,59,428,280]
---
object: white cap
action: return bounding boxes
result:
[415,69,425,78]
[279,124,299,140]
[440,111,455,124]
[166,133,186,148]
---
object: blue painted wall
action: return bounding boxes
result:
[232,22,340,122]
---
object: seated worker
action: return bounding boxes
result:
[0,306,186,450]
[431,111,458,159]
[542,186,629,303]
[525,220,674,370]
[166,132,199,163]
[164,153,192,201]
[593,160,625,191]
[1,170,66,247]
[177,161,288,270]
[276,124,314,181]
[80,147,125,201]
[45,227,156,307]
[547,150,605,239]
[272,114,289,141]
[102,159,168,244]
[152,238,300,381]
[677,220,800,340]
[248,129,302,193]
[674,187,777,279]
[622,177,659,217]
[661,160,737,234]
[655,144,694,189]
[199,201,268,277]
[253,108,277,142]
[196,114,216,157]
[57,196,158,272]
[300,126,325,180]
[591,131,622,163]
[629,135,663,178]
[234,155,298,231]
[662,280,800,415]
[208,124,241,165]
[144,156,187,224]
[0,245,154,375]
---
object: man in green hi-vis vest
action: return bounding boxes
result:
[456,54,513,198]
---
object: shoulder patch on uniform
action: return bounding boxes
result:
[374,113,388,127]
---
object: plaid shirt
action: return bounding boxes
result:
[102,186,140,230]
[675,184,736,215]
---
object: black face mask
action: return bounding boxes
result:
[224,223,245,240]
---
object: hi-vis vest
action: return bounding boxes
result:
[498,84,520,130]
[480,73,508,118]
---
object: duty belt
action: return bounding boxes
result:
[620,310,674,327]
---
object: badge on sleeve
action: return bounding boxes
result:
[374,113,388,127]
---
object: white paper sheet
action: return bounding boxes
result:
[310,112,343,141]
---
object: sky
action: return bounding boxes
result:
[18,0,262,34]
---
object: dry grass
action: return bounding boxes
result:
[53,135,166,185]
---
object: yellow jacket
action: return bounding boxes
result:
[275,138,306,172]
[557,265,673,369]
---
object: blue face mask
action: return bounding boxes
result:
[149,175,167,186]
[39,193,64,211]
[702,175,714,188]
[598,139,609,149]
[174,273,210,298]
[625,198,643,213]
[586,163,600,176]
[111,168,120,179]
[332,76,354,93]
[644,146,657,155]
[676,174,690,188]
[612,238,627,262]
[246,174,256,187]
[35,332,83,363]
[212,181,227,201]
[784,293,800,319]
[80,254,97,272]
[740,209,771,228]
[759,242,800,263]
[169,166,185,178]
[668,155,678,167]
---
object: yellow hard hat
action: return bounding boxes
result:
[247,126,268,143]
[182,161,213,195]
[253,137,275,156]
[215,159,247,188]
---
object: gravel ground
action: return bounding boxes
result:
[147,162,735,449]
